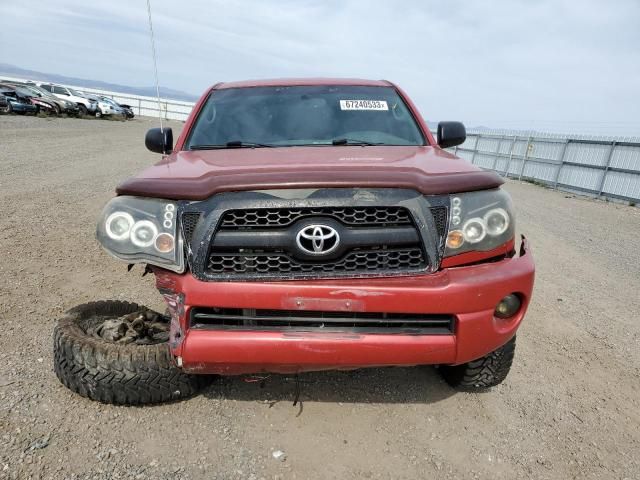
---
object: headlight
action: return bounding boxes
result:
[96,196,184,272]
[445,189,514,257]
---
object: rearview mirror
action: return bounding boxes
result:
[437,121,466,149]
[145,127,173,154]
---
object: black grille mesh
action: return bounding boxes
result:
[190,307,455,334]
[181,213,202,244]
[219,206,412,229]
[207,248,425,276]
[430,206,448,239]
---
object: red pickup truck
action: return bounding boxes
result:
[54,78,535,405]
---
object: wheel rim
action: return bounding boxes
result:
[86,309,170,345]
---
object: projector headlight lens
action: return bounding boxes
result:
[105,212,133,240]
[462,218,486,244]
[130,220,158,248]
[484,208,510,236]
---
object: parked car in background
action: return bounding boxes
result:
[38,83,97,116]
[79,92,124,118]
[97,95,134,119]
[0,93,9,113]
[0,85,38,114]
[118,103,135,119]
[17,83,80,115]
[0,83,58,114]
[94,95,128,119]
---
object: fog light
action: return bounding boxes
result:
[495,294,521,319]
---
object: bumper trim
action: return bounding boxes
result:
[181,330,457,374]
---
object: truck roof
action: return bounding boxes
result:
[215,78,393,90]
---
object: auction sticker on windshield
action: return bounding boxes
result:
[339,100,388,111]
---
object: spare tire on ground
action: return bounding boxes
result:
[54,300,205,405]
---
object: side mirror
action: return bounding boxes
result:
[145,127,173,154]
[437,121,466,149]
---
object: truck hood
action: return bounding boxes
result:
[116,146,503,200]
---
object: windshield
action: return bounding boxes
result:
[14,86,35,97]
[30,86,55,98]
[68,88,82,96]
[186,85,425,148]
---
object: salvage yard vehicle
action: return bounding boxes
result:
[0,83,58,115]
[0,93,9,113]
[97,95,134,119]
[0,85,38,114]
[38,83,97,116]
[54,78,535,405]
[18,83,80,115]
[93,95,126,118]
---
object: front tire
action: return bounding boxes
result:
[78,104,87,117]
[53,300,205,405]
[439,337,516,391]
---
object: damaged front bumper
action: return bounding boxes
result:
[155,237,535,375]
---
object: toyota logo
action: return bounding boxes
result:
[296,224,340,255]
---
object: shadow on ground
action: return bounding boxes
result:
[200,366,456,409]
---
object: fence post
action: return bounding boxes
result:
[470,135,479,165]
[597,141,616,197]
[518,136,533,180]
[504,136,517,178]
[138,98,141,116]
[491,135,504,171]
[553,139,569,189]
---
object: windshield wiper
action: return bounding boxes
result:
[190,141,275,150]
[331,138,383,146]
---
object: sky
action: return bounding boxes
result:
[1,0,639,135]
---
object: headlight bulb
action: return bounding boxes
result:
[462,218,486,243]
[130,220,158,247]
[484,208,510,236]
[105,212,134,240]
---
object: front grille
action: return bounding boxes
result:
[207,247,425,276]
[202,204,447,280]
[190,307,455,335]
[184,189,450,281]
[220,206,412,229]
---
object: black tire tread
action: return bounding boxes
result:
[439,336,516,391]
[53,300,203,405]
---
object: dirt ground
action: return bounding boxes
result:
[0,115,639,480]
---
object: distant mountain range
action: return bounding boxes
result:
[0,63,199,102]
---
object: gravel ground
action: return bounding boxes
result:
[0,115,639,480]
